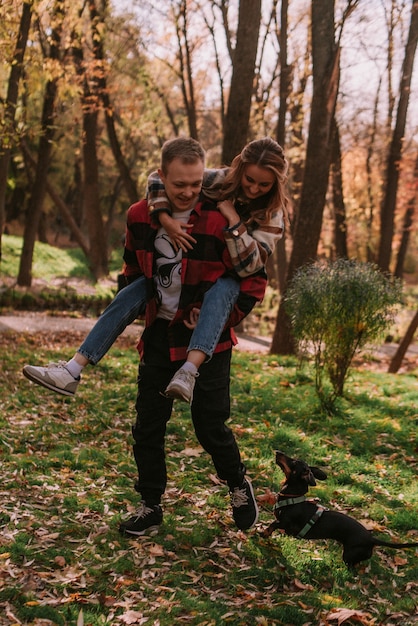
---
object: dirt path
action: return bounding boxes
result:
[0,311,271,354]
[0,311,417,371]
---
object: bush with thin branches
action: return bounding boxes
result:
[285,258,402,412]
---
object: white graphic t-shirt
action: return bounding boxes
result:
[154,210,192,320]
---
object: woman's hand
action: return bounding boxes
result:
[217,200,240,227]
[159,213,197,252]
[183,307,200,329]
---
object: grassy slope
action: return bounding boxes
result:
[0,235,123,281]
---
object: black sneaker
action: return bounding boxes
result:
[119,502,163,536]
[230,478,259,530]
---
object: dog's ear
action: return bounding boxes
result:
[310,466,327,481]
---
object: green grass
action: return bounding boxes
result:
[0,235,123,313]
[1,234,123,280]
[1,331,417,626]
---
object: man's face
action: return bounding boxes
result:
[159,158,204,212]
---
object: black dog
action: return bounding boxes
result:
[262,451,418,567]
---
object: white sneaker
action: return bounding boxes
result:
[23,361,80,397]
[164,369,198,403]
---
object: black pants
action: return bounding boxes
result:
[131,319,246,505]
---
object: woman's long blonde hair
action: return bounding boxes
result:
[219,137,290,225]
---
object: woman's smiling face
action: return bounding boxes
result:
[240,164,275,200]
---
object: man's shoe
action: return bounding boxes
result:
[164,369,198,403]
[23,362,80,397]
[119,502,163,537]
[230,478,259,531]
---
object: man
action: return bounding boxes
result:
[119,137,267,536]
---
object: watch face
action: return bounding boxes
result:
[232,229,239,237]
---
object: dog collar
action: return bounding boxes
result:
[274,496,306,510]
[296,504,326,538]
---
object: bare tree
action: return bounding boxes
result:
[17,0,64,286]
[270,0,350,354]
[388,308,418,372]
[20,141,90,256]
[365,78,382,262]
[395,151,417,278]
[90,0,139,204]
[173,0,198,139]
[331,117,348,259]
[222,0,262,164]
[377,0,418,272]
[274,0,291,293]
[0,0,32,263]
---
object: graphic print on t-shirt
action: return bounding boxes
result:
[154,210,192,320]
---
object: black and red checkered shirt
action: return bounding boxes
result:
[123,196,267,362]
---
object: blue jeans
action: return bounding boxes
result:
[187,275,240,359]
[77,274,240,365]
[78,277,147,364]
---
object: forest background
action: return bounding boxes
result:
[0,0,417,354]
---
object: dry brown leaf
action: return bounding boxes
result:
[293,578,314,591]
[117,609,147,624]
[257,488,277,505]
[148,543,165,556]
[326,607,375,625]
[182,447,202,457]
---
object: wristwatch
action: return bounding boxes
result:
[228,221,243,237]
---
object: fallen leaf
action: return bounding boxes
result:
[182,447,202,457]
[257,488,277,505]
[326,607,374,625]
[117,609,147,624]
[293,578,314,591]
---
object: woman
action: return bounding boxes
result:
[23,137,289,401]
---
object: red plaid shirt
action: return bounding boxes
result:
[123,196,267,362]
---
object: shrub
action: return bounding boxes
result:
[285,258,402,412]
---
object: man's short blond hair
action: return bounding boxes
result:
[161,137,205,175]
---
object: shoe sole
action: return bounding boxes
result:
[164,389,191,402]
[119,524,161,537]
[22,368,75,397]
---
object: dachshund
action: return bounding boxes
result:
[262,451,418,568]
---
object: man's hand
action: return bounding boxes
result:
[159,213,196,252]
[183,307,200,329]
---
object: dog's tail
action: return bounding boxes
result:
[373,538,418,549]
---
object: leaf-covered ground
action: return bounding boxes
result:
[0,329,417,626]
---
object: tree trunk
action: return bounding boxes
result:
[17,0,63,286]
[88,0,138,204]
[331,117,348,259]
[0,0,32,263]
[388,308,418,373]
[275,0,291,294]
[20,141,90,256]
[394,151,417,278]
[71,4,108,279]
[271,0,340,354]
[17,80,59,286]
[82,107,108,279]
[222,0,262,164]
[377,0,418,272]
[174,0,198,139]
[276,0,291,149]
